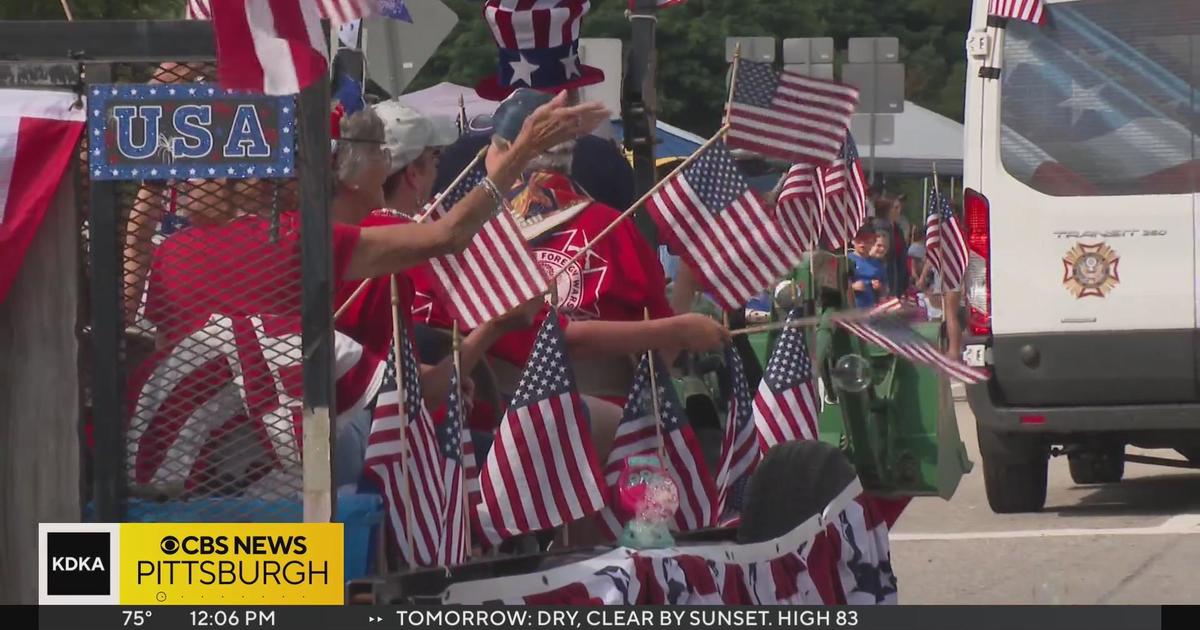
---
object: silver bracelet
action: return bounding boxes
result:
[478,176,506,214]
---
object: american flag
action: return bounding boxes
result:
[436,364,470,565]
[600,354,717,538]
[715,346,761,523]
[646,139,802,311]
[752,311,821,449]
[208,0,376,95]
[924,189,968,291]
[475,312,606,544]
[425,161,549,330]
[820,135,870,250]
[989,0,1045,24]
[775,164,825,253]
[364,334,445,567]
[726,60,859,167]
[840,298,989,384]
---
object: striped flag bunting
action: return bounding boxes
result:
[988,0,1046,24]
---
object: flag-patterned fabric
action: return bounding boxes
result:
[185,0,211,19]
[436,363,470,565]
[425,161,549,330]
[924,189,968,291]
[600,354,717,538]
[715,345,761,523]
[989,0,1045,24]
[127,314,385,495]
[727,60,859,167]
[820,135,869,250]
[840,298,989,384]
[0,90,85,305]
[646,139,802,311]
[364,334,444,567]
[775,164,825,253]
[442,477,900,605]
[210,0,376,95]
[475,312,606,544]
[752,311,820,449]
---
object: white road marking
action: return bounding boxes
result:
[892,514,1200,541]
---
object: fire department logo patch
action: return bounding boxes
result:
[1062,242,1120,298]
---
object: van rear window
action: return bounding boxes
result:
[1000,0,1200,196]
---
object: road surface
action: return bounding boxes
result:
[890,394,1200,604]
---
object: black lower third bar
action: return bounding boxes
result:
[36,605,1177,630]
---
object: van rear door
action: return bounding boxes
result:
[981,0,1200,405]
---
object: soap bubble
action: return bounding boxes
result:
[832,354,872,392]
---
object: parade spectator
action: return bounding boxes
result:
[848,227,886,308]
[872,194,910,297]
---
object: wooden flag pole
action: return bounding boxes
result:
[644,308,666,463]
[452,321,472,559]
[922,177,929,214]
[932,162,941,195]
[729,305,889,337]
[389,275,416,564]
[457,94,468,136]
[335,149,489,319]
[59,0,73,20]
[724,43,742,127]
[551,126,731,281]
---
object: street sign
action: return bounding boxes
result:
[579,38,622,118]
[86,83,295,181]
[851,113,895,146]
[848,37,899,63]
[363,0,459,96]
[784,63,834,80]
[782,38,834,64]
[725,37,776,62]
[841,63,905,114]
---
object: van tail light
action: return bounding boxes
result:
[964,188,991,336]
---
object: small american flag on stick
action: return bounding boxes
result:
[726,60,859,167]
[989,0,1045,24]
[425,161,549,330]
[600,354,717,538]
[752,311,821,449]
[646,137,802,311]
[820,135,870,250]
[715,345,761,524]
[364,336,445,567]
[925,189,968,291]
[841,299,989,384]
[436,359,470,565]
[775,164,825,253]
[475,312,606,544]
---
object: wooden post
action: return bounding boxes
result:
[0,173,79,604]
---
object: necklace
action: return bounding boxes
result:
[371,207,411,218]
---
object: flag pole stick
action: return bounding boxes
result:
[724,43,742,127]
[335,149,488,319]
[645,308,667,463]
[59,0,73,20]
[452,321,472,560]
[922,177,929,214]
[457,94,468,137]
[552,126,730,280]
[390,275,416,565]
[950,177,957,202]
[729,305,891,337]
[932,162,940,195]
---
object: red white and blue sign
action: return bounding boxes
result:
[87,83,295,181]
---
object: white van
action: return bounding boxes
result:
[962,0,1200,512]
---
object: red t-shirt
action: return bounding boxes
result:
[411,197,673,368]
[333,211,417,362]
[145,212,361,345]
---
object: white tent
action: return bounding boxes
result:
[852,101,964,176]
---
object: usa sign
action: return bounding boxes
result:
[87,83,295,181]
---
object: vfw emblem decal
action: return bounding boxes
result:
[1062,242,1120,298]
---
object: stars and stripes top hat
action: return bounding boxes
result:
[475,0,606,101]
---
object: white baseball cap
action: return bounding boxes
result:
[373,100,459,175]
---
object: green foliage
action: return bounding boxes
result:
[0,0,183,20]
[410,0,971,134]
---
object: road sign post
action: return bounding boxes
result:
[843,37,905,186]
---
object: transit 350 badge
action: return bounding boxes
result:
[1062,242,1120,298]
[87,83,295,181]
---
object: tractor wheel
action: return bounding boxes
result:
[738,440,857,544]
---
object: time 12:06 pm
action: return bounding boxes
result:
[190,610,277,627]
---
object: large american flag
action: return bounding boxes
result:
[364,334,444,567]
[820,135,870,250]
[646,139,802,311]
[715,346,761,524]
[726,60,859,167]
[208,0,376,95]
[840,298,989,384]
[600,354,717,538]
[752,311,821,449]
[475,312,606,544]
[924,189,968,291]
[989,0,1045,24]
[436,364,470,565]
[425,162,549,330]
[775,164,825,253]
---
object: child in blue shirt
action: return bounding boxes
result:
[848,228,888,308]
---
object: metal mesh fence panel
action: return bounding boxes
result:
[87,61,314,523]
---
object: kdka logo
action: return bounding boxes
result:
[40,523,120,604]
[47,532,111,595]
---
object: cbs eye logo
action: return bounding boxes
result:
[160,536,180,555]
[159,535,228,555]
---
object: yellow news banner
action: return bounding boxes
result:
[118,523,343,605]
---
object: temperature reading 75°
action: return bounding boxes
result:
[123,610,153,627]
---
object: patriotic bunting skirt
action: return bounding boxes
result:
[441,479,899,605]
